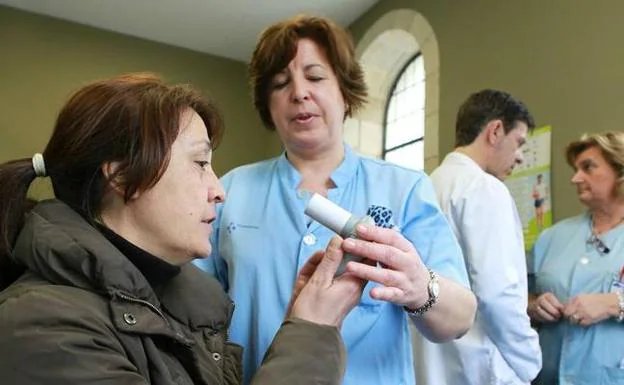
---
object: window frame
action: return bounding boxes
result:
[381,51,425,163]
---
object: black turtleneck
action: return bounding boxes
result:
[97,224,181,288]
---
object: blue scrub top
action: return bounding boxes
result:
[196,144,469,385]
[532,213,624,385]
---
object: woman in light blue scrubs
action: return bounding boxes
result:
[197,15,477,385]
[529,131,624,385]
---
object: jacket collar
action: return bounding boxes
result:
[13,200,233,331]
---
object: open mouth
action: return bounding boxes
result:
[201,218,215,225]
[294,113,315,123]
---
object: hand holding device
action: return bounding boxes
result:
[304,193,374,276]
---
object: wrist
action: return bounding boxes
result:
[613,292,624,322]
[404,269,439,316]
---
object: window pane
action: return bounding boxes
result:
[412,55,425,82]
[412,80,425,109]
[384,141,424,171]
[397,91,407,119]
[402,86,416,111]
[397,70,406,93]
[387,96,398,123]
[384,53,426,152]
[385,106,425,150]
[405,110,425,138]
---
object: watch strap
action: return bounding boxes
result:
[615,291,624,322]
[404,269,438,317]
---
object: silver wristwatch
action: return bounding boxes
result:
[404,269,440,317]
[616,291,624,323]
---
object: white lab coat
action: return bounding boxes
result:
[413,152,541,385]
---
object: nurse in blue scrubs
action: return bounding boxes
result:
[196,14,477,385]
[529,131,624,385]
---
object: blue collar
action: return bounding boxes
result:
[276,143,359,189]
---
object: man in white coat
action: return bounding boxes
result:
[413,89,542,385]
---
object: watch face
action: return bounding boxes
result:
[430,282,440,298]
[429,274,440,299]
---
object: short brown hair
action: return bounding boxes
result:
[455,89,535,147]
[565,131,624,197]
[0,73,223,270]
[249,14,368,130]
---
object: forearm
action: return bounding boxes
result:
[410,276,476,342]
[606,292,622,318]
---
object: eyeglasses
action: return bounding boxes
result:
[587,234,611,254]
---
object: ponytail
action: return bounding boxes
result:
[0,158,38,288]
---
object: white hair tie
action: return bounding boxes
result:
[32,153,46,177]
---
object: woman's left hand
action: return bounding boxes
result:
[340,223,431,310]
[563,293,619,327]
[286,236,369,328]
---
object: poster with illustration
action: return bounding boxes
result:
[504,125,552,253]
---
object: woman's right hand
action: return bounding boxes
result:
[529,292,564,323]
[286,236,368,328]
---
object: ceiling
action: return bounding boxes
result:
[0,0,379,61]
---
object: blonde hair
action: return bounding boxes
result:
[565,131,624,197]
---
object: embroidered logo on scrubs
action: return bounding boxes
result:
[227,222,259,234]
[367,205,394,228]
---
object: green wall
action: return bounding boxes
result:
[4,2,622,219]
[0,5,274,197]
[350,0,624,220]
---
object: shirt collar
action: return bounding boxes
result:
[444,151,486,174]
[276,143,358,189]
[330,143,358,188]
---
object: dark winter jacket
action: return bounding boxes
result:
[0,200,345,384]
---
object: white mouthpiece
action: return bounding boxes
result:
[304,193,353,234]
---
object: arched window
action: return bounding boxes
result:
[382,53,425,170]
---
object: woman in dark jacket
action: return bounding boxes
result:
[0,73,367,385]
